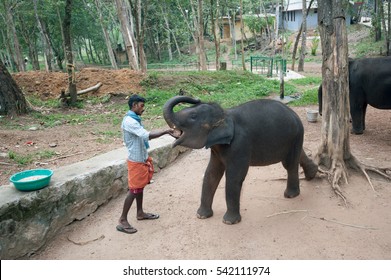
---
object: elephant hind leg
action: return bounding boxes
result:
[299,150,318,180]
[282,158,300,198]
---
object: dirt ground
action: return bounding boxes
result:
[2,59,391,260]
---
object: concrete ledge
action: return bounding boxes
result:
[0,135,188,259]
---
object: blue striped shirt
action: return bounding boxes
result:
[121,115,150,163]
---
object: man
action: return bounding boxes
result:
[117,94,174,234]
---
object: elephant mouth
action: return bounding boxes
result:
[171,128,183,139]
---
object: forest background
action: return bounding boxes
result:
[2,0,389,75]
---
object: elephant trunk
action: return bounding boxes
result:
[163,96,201,128]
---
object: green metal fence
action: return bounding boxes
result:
[250,56,287,77]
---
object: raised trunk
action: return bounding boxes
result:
[163,96,201,128]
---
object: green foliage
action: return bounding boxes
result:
[290,87,319,107]
[289,76,322,86]
[311,38,320,56]
[244,16,275,36]
[8,150,57,165]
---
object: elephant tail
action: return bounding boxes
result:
[299,150,318,180]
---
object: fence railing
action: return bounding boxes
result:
[250,56,287,77]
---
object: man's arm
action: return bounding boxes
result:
[148,128,174,140]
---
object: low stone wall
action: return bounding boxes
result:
[0,136,188,259]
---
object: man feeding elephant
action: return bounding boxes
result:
[117,94,174,234]
[163,96,318,225]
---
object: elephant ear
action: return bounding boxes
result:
[205,116,234,149]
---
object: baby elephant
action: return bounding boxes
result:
[163,96,318,224]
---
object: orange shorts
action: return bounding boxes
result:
[127,157,154,194]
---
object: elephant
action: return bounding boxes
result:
[318,56,391,134]
[163,96,318,224]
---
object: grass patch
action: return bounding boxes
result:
[290,87,319,107]
[8,150,57,165]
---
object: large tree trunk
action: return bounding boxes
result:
[316,0,354,197]
[0,58,29,116]
[63,0,77,105]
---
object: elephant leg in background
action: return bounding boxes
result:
[197,151,225,220]
[223,162,250,225]
[350,102,367,134]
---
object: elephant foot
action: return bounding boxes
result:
[351,128,364,135]
[197,207,213,219]
[223,212,241,225]
[284,187,300,198]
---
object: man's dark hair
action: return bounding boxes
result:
[128,94,146,109]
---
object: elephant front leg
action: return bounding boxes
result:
[223,165,249,225]
[197,153,225,219]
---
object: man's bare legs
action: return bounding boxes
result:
[117,191,138,234]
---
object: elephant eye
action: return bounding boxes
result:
[189,113,197,120]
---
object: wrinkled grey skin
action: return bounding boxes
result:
[318,56,391,134]
[163,96,318,224]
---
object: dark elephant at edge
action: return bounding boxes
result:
[318,56,391,134]
[163,96,318,224]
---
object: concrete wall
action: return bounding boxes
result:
[0,135,188,259]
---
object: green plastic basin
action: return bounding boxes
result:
[10,169,54,191]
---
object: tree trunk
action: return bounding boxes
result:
[316,0,352,195]
[138,0,147,73]
[33,0,53,72]
[374,0,382,42]
[0,58,29,116]
[240,0,246,71]
[291,0,314,70]
[4,1,25,72]
[298,0,307,72]
[56,4,66,70]
[160,3,173,61]
[94,0,118,70]
[380,0,391,55]
[17,13,40,71]
[228,10,237,60]
[197,0,207,70]
[115,0,139,70]
[63,0,77,105]
[211,0,221,70]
